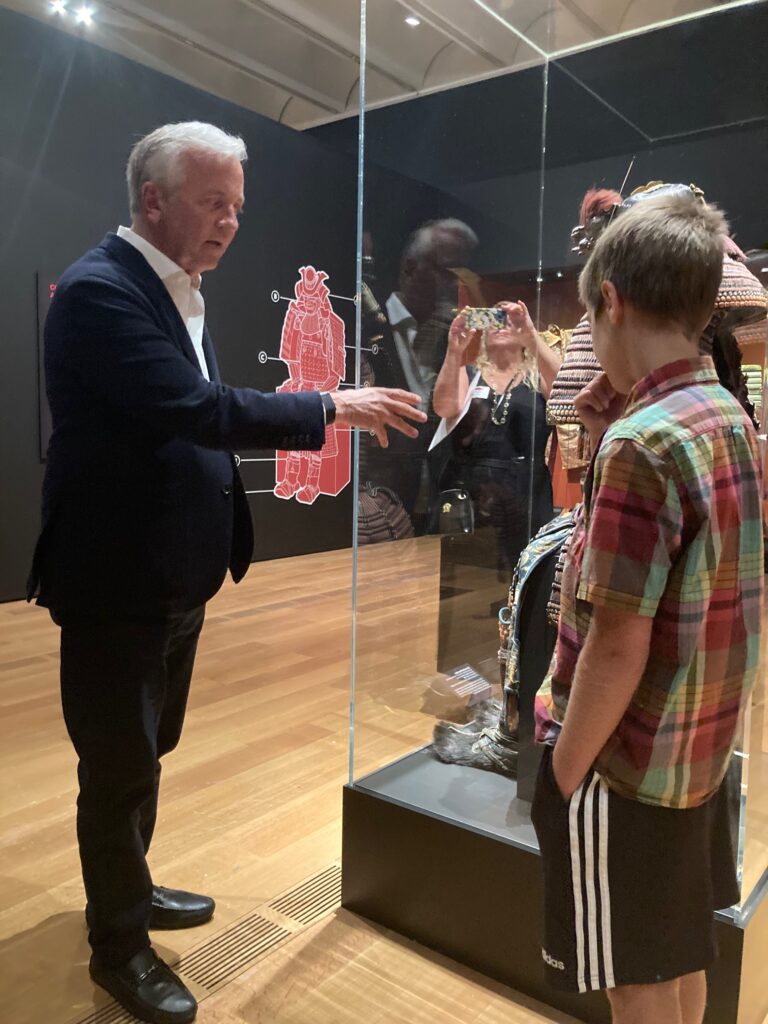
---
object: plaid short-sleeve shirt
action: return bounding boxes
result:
[535,357,763,808]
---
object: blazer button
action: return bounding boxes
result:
[222,486,232,496]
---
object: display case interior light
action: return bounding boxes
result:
[405,15,421,27]
[49,0,67,14]
[74,4,94,24]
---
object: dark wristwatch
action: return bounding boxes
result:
[320,392,337,426]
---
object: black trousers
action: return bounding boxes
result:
[54,606,205,966]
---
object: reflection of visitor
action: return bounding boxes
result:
[434,302,559,576]
[359,219,479,532]
[386,219,479,405]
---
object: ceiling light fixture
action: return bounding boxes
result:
[405,15,421,27]
[49,0,67,14]
[74,4,94,25]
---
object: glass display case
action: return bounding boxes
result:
[343,4,768,1022]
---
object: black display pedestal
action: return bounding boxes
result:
[342,749,768,1024]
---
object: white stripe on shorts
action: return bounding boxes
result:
[598,778,615,988]
[568,779,587,992]
[569,772,615,992]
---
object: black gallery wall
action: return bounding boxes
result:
[2,3,766,602]
[0,5,364,603]
[314,2,768,277]
[0,6,506,603]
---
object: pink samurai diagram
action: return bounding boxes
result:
[273,266,351,504]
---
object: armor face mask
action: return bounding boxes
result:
[570,208,622,256]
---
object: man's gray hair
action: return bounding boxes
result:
[404,218,479,263]
[126,121,247,218]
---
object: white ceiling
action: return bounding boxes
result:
[1,0,753,128]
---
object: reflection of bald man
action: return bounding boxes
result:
[368,220,479,526]
[393,220,479,393]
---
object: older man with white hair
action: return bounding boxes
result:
[28,121,425,1024]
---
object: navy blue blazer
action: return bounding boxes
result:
[28,233,325,616]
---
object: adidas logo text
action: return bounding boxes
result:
[542,948,565,971]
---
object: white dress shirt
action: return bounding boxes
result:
[117,225,209,380]
[385,291,429,403]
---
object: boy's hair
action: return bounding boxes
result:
[578,194,728,337]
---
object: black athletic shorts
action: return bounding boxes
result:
[531,745,740,993]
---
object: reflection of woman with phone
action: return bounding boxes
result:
[438,299,561,573]
[434,302,559,578]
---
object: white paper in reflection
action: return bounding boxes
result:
[428,369,485,451]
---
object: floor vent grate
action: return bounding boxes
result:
[178,913,289,990]
[73,1004,135,1024]
[269,863,342,925]
[68,864,342,1023]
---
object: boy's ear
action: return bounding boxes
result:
[601,280,622,324]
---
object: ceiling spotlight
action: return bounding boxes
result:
[405,15,421,27]
[49,0,67,14]
[74,4,94,25]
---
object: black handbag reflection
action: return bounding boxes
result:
[438,488,474,535]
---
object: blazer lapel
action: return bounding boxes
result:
[99,233,203,375]
[202,326,221,383]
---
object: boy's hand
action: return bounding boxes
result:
[574,372,627,447]
[552,746,585,802]
[552,606,653,802]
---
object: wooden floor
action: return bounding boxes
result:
[0,538,765,1024]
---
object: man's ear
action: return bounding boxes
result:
[142,181,164,225]
[400,257,416,281]
[601,280,623,325]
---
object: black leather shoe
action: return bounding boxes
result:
[149,885,215,930]
[90,947,197,1024]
